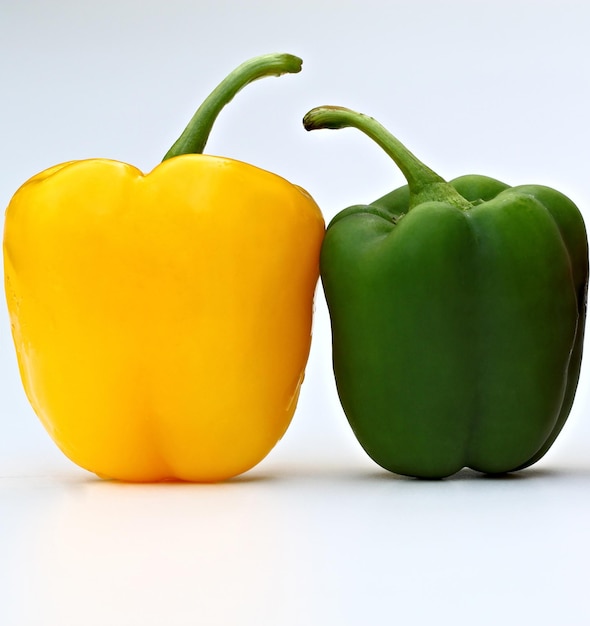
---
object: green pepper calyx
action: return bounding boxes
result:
[163,53,303,161]
[303,105,472,211]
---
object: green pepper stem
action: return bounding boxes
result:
[303,106,472,210]
[163,53,303,161]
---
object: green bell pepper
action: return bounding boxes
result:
[304,105,588,478]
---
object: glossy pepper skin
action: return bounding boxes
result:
[304,106,587,479]
[4,54,324,482]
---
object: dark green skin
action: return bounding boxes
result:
[321,174,587,478]
[304,106,588,478]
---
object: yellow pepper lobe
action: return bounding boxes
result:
[3,155,325,482]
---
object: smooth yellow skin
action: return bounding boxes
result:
[4,155,325,482]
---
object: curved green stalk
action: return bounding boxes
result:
[163,53,303,161]
[303,106,472,210]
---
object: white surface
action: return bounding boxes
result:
[2,1,590,624]
[3,458,590,626]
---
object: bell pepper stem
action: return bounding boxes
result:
[303,106,472,210]
[163,53,303,161]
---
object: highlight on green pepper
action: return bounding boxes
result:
[303,105,588,479]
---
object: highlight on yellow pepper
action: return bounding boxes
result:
[3,53,325,482]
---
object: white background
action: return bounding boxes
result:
[2,1,590,624]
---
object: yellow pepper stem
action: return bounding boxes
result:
[163,53,303,161]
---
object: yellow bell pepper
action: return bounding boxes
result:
[3,53,324,482]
